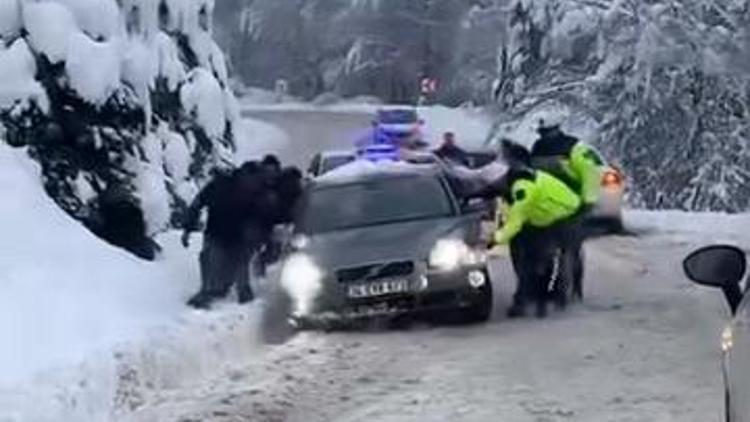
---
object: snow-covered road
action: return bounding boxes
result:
[123,231,729,422]
[120,108,735,422]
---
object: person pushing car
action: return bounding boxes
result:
[530,115,604,301]
[482,140,583,318]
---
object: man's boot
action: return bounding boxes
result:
[187,292,213,309]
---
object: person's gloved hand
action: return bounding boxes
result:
[181,231,191,248]
[487,238,497,250]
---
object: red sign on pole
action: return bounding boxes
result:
[421,78,438,94]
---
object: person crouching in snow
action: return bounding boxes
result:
[482,140,583,318]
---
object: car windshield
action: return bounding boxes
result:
[320,154,355,174]
[302,176,453,233]
[377,109,418,124]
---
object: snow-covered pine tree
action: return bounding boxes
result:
[492,0,750,212]
[0,0,240,259]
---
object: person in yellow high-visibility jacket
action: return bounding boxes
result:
[483,140,583,318]
[530,119,603,301]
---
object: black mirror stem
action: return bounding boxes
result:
[723,283,743,314]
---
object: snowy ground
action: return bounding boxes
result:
[1,105,743,421]
[0,143,266,422]
[119,216,735,422]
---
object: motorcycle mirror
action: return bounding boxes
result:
[683,245,746,313]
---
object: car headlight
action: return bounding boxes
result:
[428,239,486,271]
[280,253,323,316]
[721,326,734,353]
[290,234,310,250]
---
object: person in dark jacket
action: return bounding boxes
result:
[255,164,304,278]
[434,132,469,166]
[182,165,260,309]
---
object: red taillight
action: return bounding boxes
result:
[602,170,622,187]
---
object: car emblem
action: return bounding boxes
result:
[360,263,385,282]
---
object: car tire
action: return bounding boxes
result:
[463,272,493,323]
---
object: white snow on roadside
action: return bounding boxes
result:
[626,209,750,245]
[0,143,262,422]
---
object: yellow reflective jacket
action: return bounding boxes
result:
[494,171,581,245]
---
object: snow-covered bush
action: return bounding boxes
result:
[0,0,240,258]
[492,0,750,213]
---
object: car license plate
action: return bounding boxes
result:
[347,279,410,299]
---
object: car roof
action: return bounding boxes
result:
[312,162,442,188]
[319,149,356,158]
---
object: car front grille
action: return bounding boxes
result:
[336,261,415,283]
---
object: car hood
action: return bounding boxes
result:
[303,217,467,270]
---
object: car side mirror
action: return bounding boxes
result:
[683,245,746,314]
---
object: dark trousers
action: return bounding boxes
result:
[189,235,253,308]
[509,215,584,311]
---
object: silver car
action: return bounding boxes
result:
[307,150,357,178]
[683,245,750,422]
[587,146,626,232]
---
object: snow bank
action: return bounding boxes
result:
[66,32,121,105]
[181,68,226,138]
[0,144,262,421]
[23,2,78,63]
[626,210,750,244]
[0,39,49,112]
[0,143,174,384]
